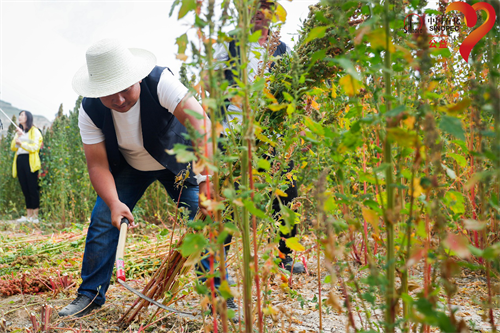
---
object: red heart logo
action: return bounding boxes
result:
[445,2,496,63]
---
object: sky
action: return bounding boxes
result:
[0,0,316,123]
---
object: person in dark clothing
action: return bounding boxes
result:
[199,0,306,285]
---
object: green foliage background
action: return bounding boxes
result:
[0,0,499,331]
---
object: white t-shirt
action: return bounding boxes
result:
[16,132,31,155]
[213,41,291,129]
[78,68,189,171]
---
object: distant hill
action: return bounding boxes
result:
[0,100,52,137]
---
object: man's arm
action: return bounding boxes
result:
[173,95,214,215]
[83,142,135,229]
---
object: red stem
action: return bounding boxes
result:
[247,140,263,332]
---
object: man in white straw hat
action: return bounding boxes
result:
[58,38,214,318]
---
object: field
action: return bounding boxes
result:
[0,219,498,333]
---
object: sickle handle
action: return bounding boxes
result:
[115,218,130,281]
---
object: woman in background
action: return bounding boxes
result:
[10,110,43,223]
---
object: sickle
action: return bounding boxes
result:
[115,218,200,320]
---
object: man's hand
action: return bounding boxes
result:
[198,180,216,217]
[109,201,137,230]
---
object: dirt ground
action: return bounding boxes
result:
[0,219,498,332]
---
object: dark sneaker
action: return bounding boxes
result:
[58,294,100,318]
[226,297,240,323]
[279,255,306,274]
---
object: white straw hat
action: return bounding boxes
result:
[72,39,157,98]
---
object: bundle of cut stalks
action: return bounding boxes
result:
[118,211,204,325]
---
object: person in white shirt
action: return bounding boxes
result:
[58,39,214,318]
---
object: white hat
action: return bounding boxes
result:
[72,39,157,98]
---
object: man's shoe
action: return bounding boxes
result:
[226,297,240,323]
[279,255,306,274]
[58,295,100,318]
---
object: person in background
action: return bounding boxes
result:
[203,0,306,276]
[10,110,43,223]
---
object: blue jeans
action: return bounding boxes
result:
[78,163,198,305]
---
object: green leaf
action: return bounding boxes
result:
[218,280,233,299]
[339,75,363,96]
[243,200,268,219]
[187,219,206,231]
[400,293,414,304]
[444,191,465,215]
[268,104,287,111]
[304,117,325,136]
[280,204,299,232]
[257,158,271,171]
[310,49,328,64]
[416,219,426,238]
[176,33,188,55]
[285,237,305,252]
[367,28,395,53]
[342,1,359,10]
[282,91,293,102]
[224,222,238,233]
[249,30,262,43]
[178,0,197,19]
[167,144,197,163]
[179,234,207,257]
[385,105,406,117]
[324,196,338,213]
[195,280,209,295]
[387,128,418,148]
[468,245,483,257]
[303,26,330,44]
[332,58,362,81]
[431,48,452,58]
[439,115,465,141]
[448,153,467,167]
[481,243,500,260]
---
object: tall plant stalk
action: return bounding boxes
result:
[236,0,255,330]
[202,0,229,328]
[383,1,395,331]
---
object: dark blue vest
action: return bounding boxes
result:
[82,66,196,185]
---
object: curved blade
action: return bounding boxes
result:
[117,279,199,320]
